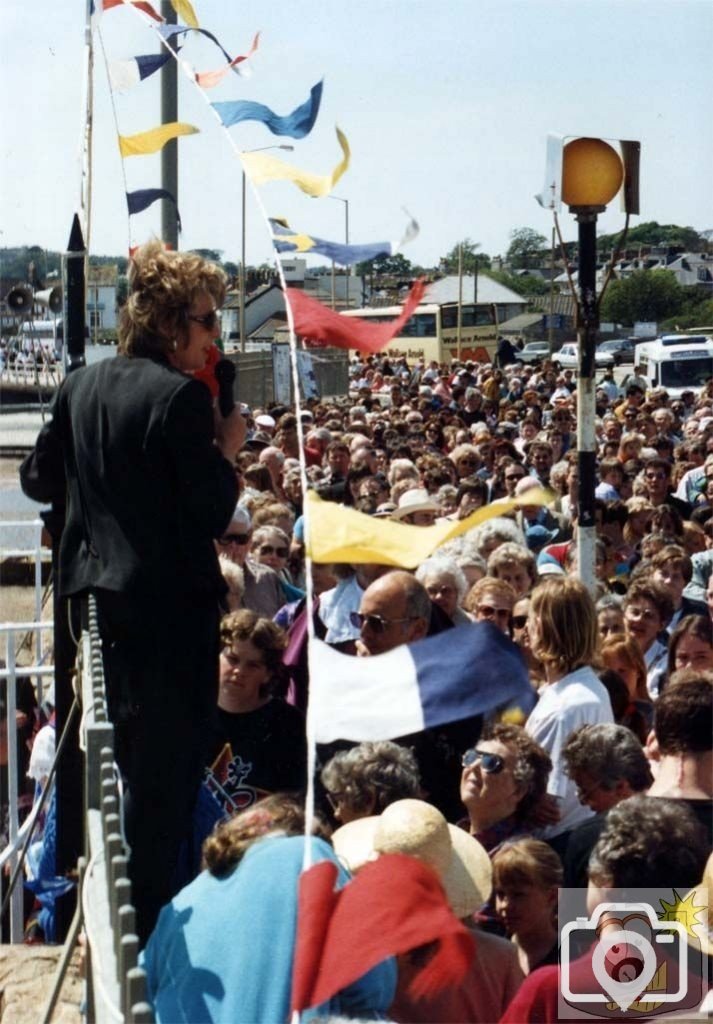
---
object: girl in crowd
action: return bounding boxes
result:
[492,839,563,974]
[622,579,673,699]
[667,614,713,677]
[600,633,653,742]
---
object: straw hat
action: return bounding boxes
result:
[390,488,441,522]
[332,799,492,918]
[684,852,713,957]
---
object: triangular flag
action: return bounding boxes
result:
[241,127,350,198]
[118,122,199,157]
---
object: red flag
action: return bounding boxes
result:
[103,0,163,20]
[286,278,425,354]
[291,852,474,1013]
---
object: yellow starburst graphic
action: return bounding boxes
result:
[658,889,707,939]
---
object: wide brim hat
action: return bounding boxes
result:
[332,799,492,918]
[390,488,441,521]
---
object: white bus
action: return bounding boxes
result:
[340,301,500,364]
[634,334,713,397]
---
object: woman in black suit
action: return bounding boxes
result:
[21,242,245,942]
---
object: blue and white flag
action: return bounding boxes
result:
[308,622,535,743]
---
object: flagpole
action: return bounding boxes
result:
[160,1,179,249]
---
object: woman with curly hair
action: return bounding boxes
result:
[460,723,552,850]
[321,740,421,824]
[20,241,245,943]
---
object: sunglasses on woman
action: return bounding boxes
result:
[461,748,505,773]
[187,309,221,329]
[259,544,289,558]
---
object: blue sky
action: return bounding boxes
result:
[2,0,712,269]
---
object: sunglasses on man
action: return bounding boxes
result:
[349,611,417,634]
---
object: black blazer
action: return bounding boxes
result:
[20,355,237,602]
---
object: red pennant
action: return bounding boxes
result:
[285,278,425,354]
[291,852,474,1013]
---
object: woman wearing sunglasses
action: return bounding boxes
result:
[20,241,246,944]
[250,524,304,604]
[460,724,552,854]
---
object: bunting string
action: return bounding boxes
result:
[98,0,421,873]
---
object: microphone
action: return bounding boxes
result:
[214,358,236,418]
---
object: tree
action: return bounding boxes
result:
[485,270,548,298]
[439,239,490,275]
[599,269,686,325]
[597,221,709,255]
[506,228,548,269]
[190,248,223,263]
[355,252,413,278]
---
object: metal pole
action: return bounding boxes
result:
[456,244,463,362]
[549,226,555,352]
[574,211,599,593]
[240,170,246,352]
[160,1,178,250]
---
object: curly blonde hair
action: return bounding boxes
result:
[118,240,226,358]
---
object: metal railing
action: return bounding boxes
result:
[79,595,153,1023]
[0,519,153,1020]
[0,620,55,942]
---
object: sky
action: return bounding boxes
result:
[1,0,712,272]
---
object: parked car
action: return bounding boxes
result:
[553,343,615,370]
[596,338,636,364]
[517,341,552,365]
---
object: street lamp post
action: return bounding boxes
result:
[240,144,294,352]
[561,138,626,592]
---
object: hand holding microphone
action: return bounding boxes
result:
[213,358,246,459]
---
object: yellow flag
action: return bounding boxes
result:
[276,232,316,253]
[304,488,551,568]
[242,127,350,198]
[171,0,199,27]
[118,122,199,157]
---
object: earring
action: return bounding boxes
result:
[170,339,178,351]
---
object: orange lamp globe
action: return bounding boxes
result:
[561,137,624,208]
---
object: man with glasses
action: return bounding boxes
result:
[349,570,480,819]
[352,571,430,657]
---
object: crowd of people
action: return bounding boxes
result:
[15,244,713,1021]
